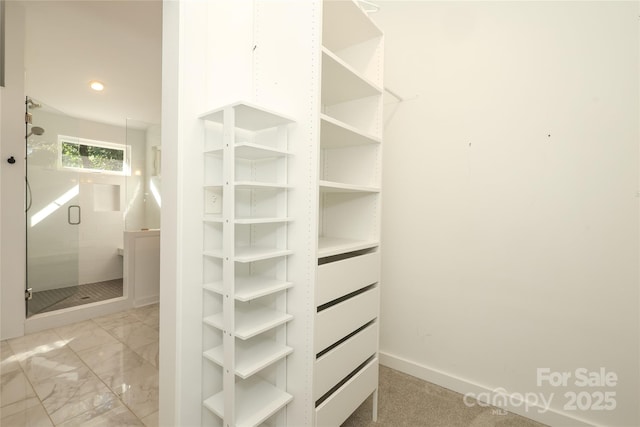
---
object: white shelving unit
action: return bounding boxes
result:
[199,102,295,427]
[203,377,293,427]
[203,337,293,379]
[170,1,383,425]
[313,1,383,426]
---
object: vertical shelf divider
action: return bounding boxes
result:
[222,106,236,427]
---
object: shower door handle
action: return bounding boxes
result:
[68,205,81,225]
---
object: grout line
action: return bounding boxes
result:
[82,309,159,426]
[8,329,64,427]
[7,306,159,426]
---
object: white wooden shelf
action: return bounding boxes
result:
[204,182,289,190]
[203,376,293,427]
[235,246,292,263]
[202,281,224,294]
[321,47,382,105]
[200,101,294,131]
[319,180,380,193]
[204,305,293,340]
[317,237,379,258]
[204,277,293,301]
[235,216,291,225]
[322,0,382,52]
[203,247,292,262]
[205,142,290,160]
[203,214,223,223]
[320,114,381,148]
[235,181,290,189]
[236,143,290,160]
[203,337,293,379]
[203,216,291,224]
[203,147,223,156]
[203,249,224,259]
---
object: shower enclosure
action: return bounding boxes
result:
[25,97,127,316]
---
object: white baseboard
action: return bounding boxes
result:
[379,351,595,427]
[25,297,132,334]
[134,295,160,308]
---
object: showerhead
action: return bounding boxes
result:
[27,98,41,109]
[27,126,45,138]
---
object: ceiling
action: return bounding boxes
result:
[23,0,163,128]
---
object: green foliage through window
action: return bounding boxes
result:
[61,141,125,173]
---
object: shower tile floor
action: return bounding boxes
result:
[28,279,124,316]
[1,303,159,426]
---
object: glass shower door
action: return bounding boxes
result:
[25,97,81,316]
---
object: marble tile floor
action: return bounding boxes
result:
[2,303,545,427]
[1,304,159,426]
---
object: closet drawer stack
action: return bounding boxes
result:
[314,1,384,425]
[313,251,381,426]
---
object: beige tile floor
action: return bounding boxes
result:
[0,304,159,427]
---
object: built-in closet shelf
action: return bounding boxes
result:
[319,180,380,193]
[320,114,381,148]
[203,216,291,225]
[200,101,294,131]
[199,99,294,426]
[235,217,291,225]
[321,48,382,106]
[322,0,382,53]
[204,142,290,160]
[204,306,294,340]
[203,215,224,223]
[203,337,293,379]
[235,181,290,190]
[203,376,293,427]
[204,277,293,302]
[317,237,379,258]
[203,247,293,263]
[204,182,290,190]
[188,4,382,424]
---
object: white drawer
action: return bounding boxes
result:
[315,286,379,353]
[315,357,378,427]
[314,322,378,400]
[316,251,380,307]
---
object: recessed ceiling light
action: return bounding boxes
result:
[90,81,105,91]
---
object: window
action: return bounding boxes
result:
[58,136,130,175]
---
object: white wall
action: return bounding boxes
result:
[0,1,26,340]
[124,121,160,231]
[124,230,160,307]
[374,2,639,426]
[124,123,146,232]
[145,124,161,229]
[158,2,188,425]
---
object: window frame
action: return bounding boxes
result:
[58,135,131,176]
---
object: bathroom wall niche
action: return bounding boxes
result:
[94,183,121,212]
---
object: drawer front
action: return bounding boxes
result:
[314,322,378,400]
[316,251,380,307]
[315,357,379,427]
[315,286,379,353]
